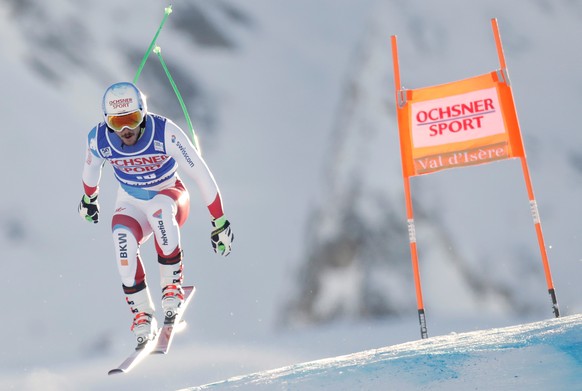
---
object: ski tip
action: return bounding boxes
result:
[108,368,125,375]
[174,319,188,333]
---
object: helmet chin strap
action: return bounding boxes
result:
[137,116,147,140]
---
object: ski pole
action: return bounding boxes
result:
[153,45,201,152]
[133,5,173,84]
[132,5,201,151]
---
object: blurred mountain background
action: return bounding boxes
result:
[0,0,580,387]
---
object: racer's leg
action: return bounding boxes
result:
[111,192,155,318]
[146,179,190,289]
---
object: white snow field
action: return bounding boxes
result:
[183,314,582,391]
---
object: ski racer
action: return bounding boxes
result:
[78,81,233,346]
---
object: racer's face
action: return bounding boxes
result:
[116,126,141,146]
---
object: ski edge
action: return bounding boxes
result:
[107,329,161,375]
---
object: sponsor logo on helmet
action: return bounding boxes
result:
[108,98,134,110]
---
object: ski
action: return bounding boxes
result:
[108,331,161,375]
[153,285,196,354]
[107,285,195,374]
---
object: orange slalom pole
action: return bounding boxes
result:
[491,19,559,317]
[491,18,507,70]
[403,178,428,339]
[391,35,429,338]
[519,158,559,316]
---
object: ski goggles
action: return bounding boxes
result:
[106,110,144,132]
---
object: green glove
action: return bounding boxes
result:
[78,194,99,224]
[211,216,233,256]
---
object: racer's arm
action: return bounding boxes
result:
[165,120,233,256]
[79,127,105,223]
[164,120,224,219]
[81,127,105,196]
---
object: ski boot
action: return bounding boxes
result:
[131,312,158,346]
[161,284,185,322]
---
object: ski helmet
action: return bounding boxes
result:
[102,82,147,131]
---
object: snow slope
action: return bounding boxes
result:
[1,314,579,390]
[186,314,582,391]
[3,313,577,390]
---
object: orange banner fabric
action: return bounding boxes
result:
[396,71,525,177]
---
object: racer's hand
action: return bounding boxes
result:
[79,194,99,224]
[211,216,233,256]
